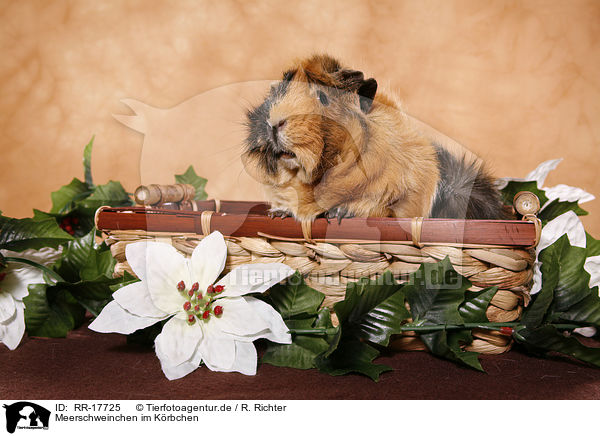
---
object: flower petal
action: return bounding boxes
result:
[198,322,236,371]
[525,159,562,187]
[216,263,295,297]
[544,184,595,205]
[209,297,270,338]
[155,343,203,381]
[142,243,190,315]
[125,242,151,282]
[225,341,258,376]
[190,231,227,291]
[113,281,168,319]
[88,300,166,334]
[585,255,600,290]
[496,159,562,190]
[0,301,25,350]
[1,264,43,301]
[155,316,203,367]
[242,297,292,344]
[0,292,16,323]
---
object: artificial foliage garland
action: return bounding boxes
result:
[0,138,599,380]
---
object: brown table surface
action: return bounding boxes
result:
[2,321,599,400]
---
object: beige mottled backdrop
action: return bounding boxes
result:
[1,0,599,233]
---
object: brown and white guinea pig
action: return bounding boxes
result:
[242,54,508,222]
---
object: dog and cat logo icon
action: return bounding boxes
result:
[3,402,50,433]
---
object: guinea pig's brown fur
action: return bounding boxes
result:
[243,54,507,222]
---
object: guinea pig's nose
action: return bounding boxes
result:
[268,118,287,139]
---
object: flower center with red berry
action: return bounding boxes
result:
[176,280,225,325]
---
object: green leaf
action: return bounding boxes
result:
[554,291,600,326]
[174,165,208,201]
[538,199,588,225]
[459,287,499,323]
[262,335,331,370]
[80,248,116,282]
[500,180,549,208]
[83,136,95,188]
[587,232,600,258]
[50,178,90,215]
[333,272,408,346]
[55,230,96,282]
[523,234,593,327]
[315,339,391,381]
[23,284,86,337]
[268,272,324,318]
[514,325,600,366]
[403,257,471,325]
[0,216,73,251]
[77,181,132,212]
[420,330,483,371]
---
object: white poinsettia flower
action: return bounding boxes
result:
[0,247,61,350]
[89,231,294,380]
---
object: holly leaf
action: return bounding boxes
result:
[514,325,600,366]
[420,330,483,371]
[174,166,208,201]
[539,199,588,225]
[267,272,324,318]
[23,284,86,337]
[262,335,331,370]
[525,234,593,329]
[0,216,73,251]
[459,287,499,323]
[54,230,96,282]
[50,178,91,215]
[77,181,132,212]
[83,136,95,188]
[314,339,391,381]
[587,232,600,258]
[333,271,408,346]
[403,257,471,325]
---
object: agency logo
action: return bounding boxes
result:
[3,402,50,433]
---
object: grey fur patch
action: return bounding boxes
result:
[431,145,509,219]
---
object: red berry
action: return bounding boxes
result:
[191,282,199,292]
[194,305,200,312]
[500,327,514,336]
[183,301,191,311]
[214,285,224,293]
[202,310,210,320]
[214,306,223,316]
[196,292,203,300]
[188,290,195,297]
[65,225,73,234]
[177,280,186,291]
[72,217,79,225]
[188,314,196,324]
[206,285,214,294]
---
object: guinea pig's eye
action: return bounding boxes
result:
[316,90,329,106]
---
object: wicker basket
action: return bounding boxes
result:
[95,185,541,355]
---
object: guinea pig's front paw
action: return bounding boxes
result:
[267,209,293,219]
[323,206,355,224]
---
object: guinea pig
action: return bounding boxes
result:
[242,54,508,222]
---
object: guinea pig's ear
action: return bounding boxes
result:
[336,69,365,90]
[358,78,377,113]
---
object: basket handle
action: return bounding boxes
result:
[134,184,195,206]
